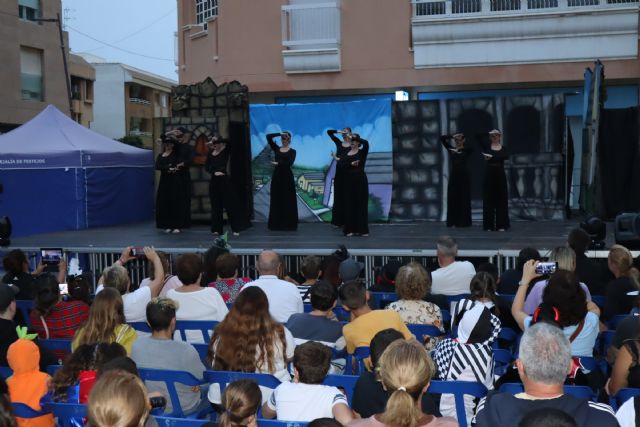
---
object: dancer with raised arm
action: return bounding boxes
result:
[478,129,510,231]
[266,132,298,231]
[335,132,369,236]
[441,133,471,227]
[205,135,241,236]
[326,128,352,228]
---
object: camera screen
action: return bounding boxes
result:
[41,248,63,265]
[58,283,68,295]
[535,262,557,275]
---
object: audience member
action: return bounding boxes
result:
[473,323,617,427]
[339,259,364,284]
[87,371,150,427]
[370,260,402,293]
[139,251,182,297]
[615,395,640,427]
[67,274,92,305]
[523,247,592,315]
[208,253,250,303]
[608,314,640,363]
[297,256,323,302]
[568,228,606,296]
[100,246,164,322]
[0,283,19,367]
[242,250,303,323]
[430,236,475,296]
[166,253,228,325]
[387,263,444,351]
[433,299,499,424]
[286,281,344,349]
[348,339,457,427]
[339,281,412,355]
[512,265,599,357]
[131,297,207,415]
[201,241,229,287]
[262,342,353,424]
[72,287,138,354]
[97,356,139,378]
[219,379,261,427]
[498,248,540,295]
[518,408,577,427]
[469,271,517,330]
[603,245,639,320]
[321,256,343,290]
[605,333,640,395]
[206,287,295,404]
[2,249,65,300]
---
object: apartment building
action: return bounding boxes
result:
[69,53,95,128]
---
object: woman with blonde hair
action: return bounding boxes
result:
[219,379,262,427]
[603,244,640,320]
[87,371,150,427]
[349,339,457,427]
[72,287,137,354]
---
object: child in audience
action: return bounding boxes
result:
[87,371,150,427]
[219,380,261,427]
[262,342,353,424]
[297,256,323,302]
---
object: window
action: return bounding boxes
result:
[20,46,43,101]
[85,81,93,101]
[195,0,218,30]
[160,93,168,108]
[71,77,82,100]
[18,0,40,21]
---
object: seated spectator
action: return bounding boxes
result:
[166,253,228,324]
[286,281,345,349]
[352,329,440,419]
[72,287,138,355]
[606,334,640,396]
[339,281,412,355]
[131,297,207,415]
[473,322,617,427]
[297,256,323,302]
[48,343,127,403]
[512,264,600,357]
[262,342,353,424]
[523,247,592,315]
[518,408,577,427]
[242,250,303,323]
[201,238,230,287]
[99,246,164,322]
[608,314,640,363]
[470,271,518,330]
[2,249,65,300]
[87,371,151,427]
[0,283,19,367]
[615,395,640,427]
[348,339,457,427]
[603,245,639,321]
[206,287,295,404]
[498,248,540,295]
[139,251,182,297]
[67,274,92,305]
[219,379,261,427]
[321,255,343,290]
[369,260,402,293]
[433,299,499,424]
[430,236,475,296]
[568,228,606,296]
[97,356,139,378]
[208,253,250,304]
[339,259,364,284]
[29,274,89,340]
[387,263,444,351]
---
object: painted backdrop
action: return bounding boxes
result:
[250,99,392,223]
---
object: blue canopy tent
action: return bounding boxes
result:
[0,105,154,237]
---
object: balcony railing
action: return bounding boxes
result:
[129,97,151,105]
[281,1,341,50]
[129,130,152,137]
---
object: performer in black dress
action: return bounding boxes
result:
[205,135,241,236]
[336,133,369,236]
[266,132,298,231]
[327,128,352,227]
[479,129,510,231]
[441,133,472,227]
[155,134,190,233]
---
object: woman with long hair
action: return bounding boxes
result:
[327,128,353,228]
[72,288,137,354]
[87,371,150,427]
[441,133,471,228]
[479,129,509,231]
[2,249,65,300]
[603,244,640,320]
[206,286,295,404]
[266,131,298,231]
[335,132,370,237]
[219,380,262,427]
[349,339,457,427]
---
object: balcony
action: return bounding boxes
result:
[129,130,152,137]
[411,0,639,68]
[281,1,341,73]
[129,97,151,105]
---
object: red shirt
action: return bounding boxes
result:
[30,300,90,339]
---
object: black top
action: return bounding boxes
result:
[574,253,606,296]
[337,136,369,172]
[498,269,522,295]
[612,315,640,349]
[285,313,343,344]
[603,276,637,320]
[327,130,351,158]
[204,147,230,175]
[484,146,509,167]
[0,318,18,367]
[267,133,296,167]
[2,272,36,300]
[155,151,180,171]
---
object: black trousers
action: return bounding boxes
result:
[209,175,239,234]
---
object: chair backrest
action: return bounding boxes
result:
[441,309,452,326]
[137,368,206,418]
[345,347,370,375]
[128,320,219,342]
[155,416,208,427]
[333,306,350,322]
[0,366,12,379]
[192,343,209,364]
[12,402,47,418]
[493,349,514,376]
[322,374,358,406]
[406,323,444,341]
[203,370,282,397]
[15,300,33,328]
[498,382,524,394]
[610,388,640,411]
[303,303,312,313]
[38,339,72,353]
[369,292,398,309]
[257,420,308,427]
[46,364,63,376]
[427,380,488,427]
[42,402,87,427]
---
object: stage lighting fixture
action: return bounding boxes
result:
[614,213,640,249]
[579,216,606,250]
[0,216,10,247]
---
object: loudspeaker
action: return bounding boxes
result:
[614,213,640,249]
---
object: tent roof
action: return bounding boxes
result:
[0,105,152,169]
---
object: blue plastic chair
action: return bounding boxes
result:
[407,323,444,338]
[428,380,488,427]
[257,420,308,427]
[303,303,312,313]
[155,416,209,427]
[129,320,219,342]
[42,402,87,427]
[493,349,514,376]
[333,306,350,322]
[15,300,33,327]
[11,402,47,418]
[203,370,281,395]
[498,382,524,394]
[441,309,452,327]
[137,368,209,418]
[607,314,629,330]
[322,374,358,406]
[39,339,73,353]
[47,364,63,376]
[609,388,640,411]
[192,343,209,364]
[493,327,519,350]
[598,330,615,358]
[345,347,370,375]
[0,366,12,378]
[369,292,398,309]
[499,294,516,303]
[445,294,470,305]
[591,295,606,309]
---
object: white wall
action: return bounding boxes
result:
[89,64,126,140]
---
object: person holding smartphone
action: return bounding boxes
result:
[326,128,354,228]
[205,135,241,236]
[441,133,472,228]
[155,131,191,234]
[479,129,510,231]
[266,131,298,231]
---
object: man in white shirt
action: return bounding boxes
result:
[243,250,303,323]
[430,236,476,296]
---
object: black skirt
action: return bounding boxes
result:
[343,170,369,235]
[156,170,191,229]
[332,167,346,226]
[447,162,471,227]
[268,165,298,230]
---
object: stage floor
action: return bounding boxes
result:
[9,219,613,255]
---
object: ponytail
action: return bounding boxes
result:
[219,379,261,427]
[381,388,424,427]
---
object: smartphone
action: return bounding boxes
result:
[58,283,68,295]
[130,247,146,258]
[535,262,558,275]
[149,396,167,409]
[41,248,63,265]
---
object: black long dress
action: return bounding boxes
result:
[327,130,351,227]
[267,133,298,231]
[441,135,471,227]
[205,147,240,234]
[155,150,191,230]
[340,136,369,235]
[482,145,510,231]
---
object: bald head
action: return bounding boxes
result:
[258,250,280,275]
